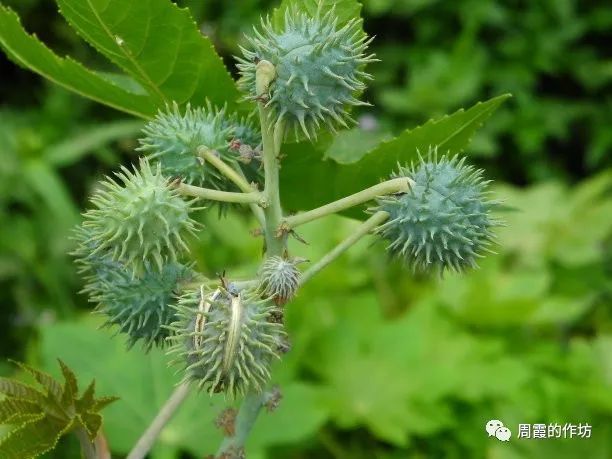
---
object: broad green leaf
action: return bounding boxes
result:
[272,0,363,29]
[324,128,391,164]
[56,0,241,110]
[280,94,511,218]
[0,5,156,118]
[0,413,70,459]
[45,120,143,167]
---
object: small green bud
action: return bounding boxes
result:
[374,154,501,274]
[166,287,286,398]
[258,256,303,305]
[81,158,198,275]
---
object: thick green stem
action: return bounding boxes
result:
[259,105,285,256]
[176,182,265,205]
[215,392,266,458]
[283,178,412,230]
[300,211,390,286]
[75,427,97,459]
[256,60,285,258]
[214,59,283,459]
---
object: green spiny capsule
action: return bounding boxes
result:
[81,158,198,275]
[237,6,377,140]
[166,287,285,398]
[223,113,262,150]
[72,227,194,350]
[138,102,236,190]
[258,256,303,305]
[374,153,502,274]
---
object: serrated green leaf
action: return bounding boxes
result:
[76,381,96,413]
[0,5,156,118]
[11,361,63,400]
[91,396,120,412]
[78,412,102,441]
[0,379,44,404]
[39,318,227,457]
[56,0,241,110]
[272,0,363,29]
[280,94,511,218]
[0,400,42,425]
[58,360,78,408]
[0,413,70,459]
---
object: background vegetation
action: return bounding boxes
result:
[0,0,610,458]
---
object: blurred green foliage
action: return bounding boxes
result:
[38,174,612,457]
[0,0,610,458]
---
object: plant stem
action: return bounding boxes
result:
[196,146,266,226]
[215,392,266,458]
[283,177,412,229]
[176,182,265,205]
[300,211,390,286]
[259,105,285,256]
[75,427,97,459]
[127,383,191,459]
[197,147,255,193]
[214,59,284,459]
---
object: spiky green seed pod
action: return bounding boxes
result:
[374,154,501,274]
[258,256,303,305]
[81,159,198,275]
[72,227,194,350]
[138,103,238,190]
[223,114,262,150]
[237,7,376,139]
[95,261,192,350]
[167,287,285,398]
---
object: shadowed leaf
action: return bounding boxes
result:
[0,414,71,459]
[0,5,156,118]
[280,94,511,218]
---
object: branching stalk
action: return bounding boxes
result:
[197,147,256,193]
[300,211,390,286]
[126,383,191,459]
[214,59,284,459]
[283,178,412,230]
[176,182,265,205]
[197,146,266,226]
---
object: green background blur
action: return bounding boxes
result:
[0,0,610,458]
